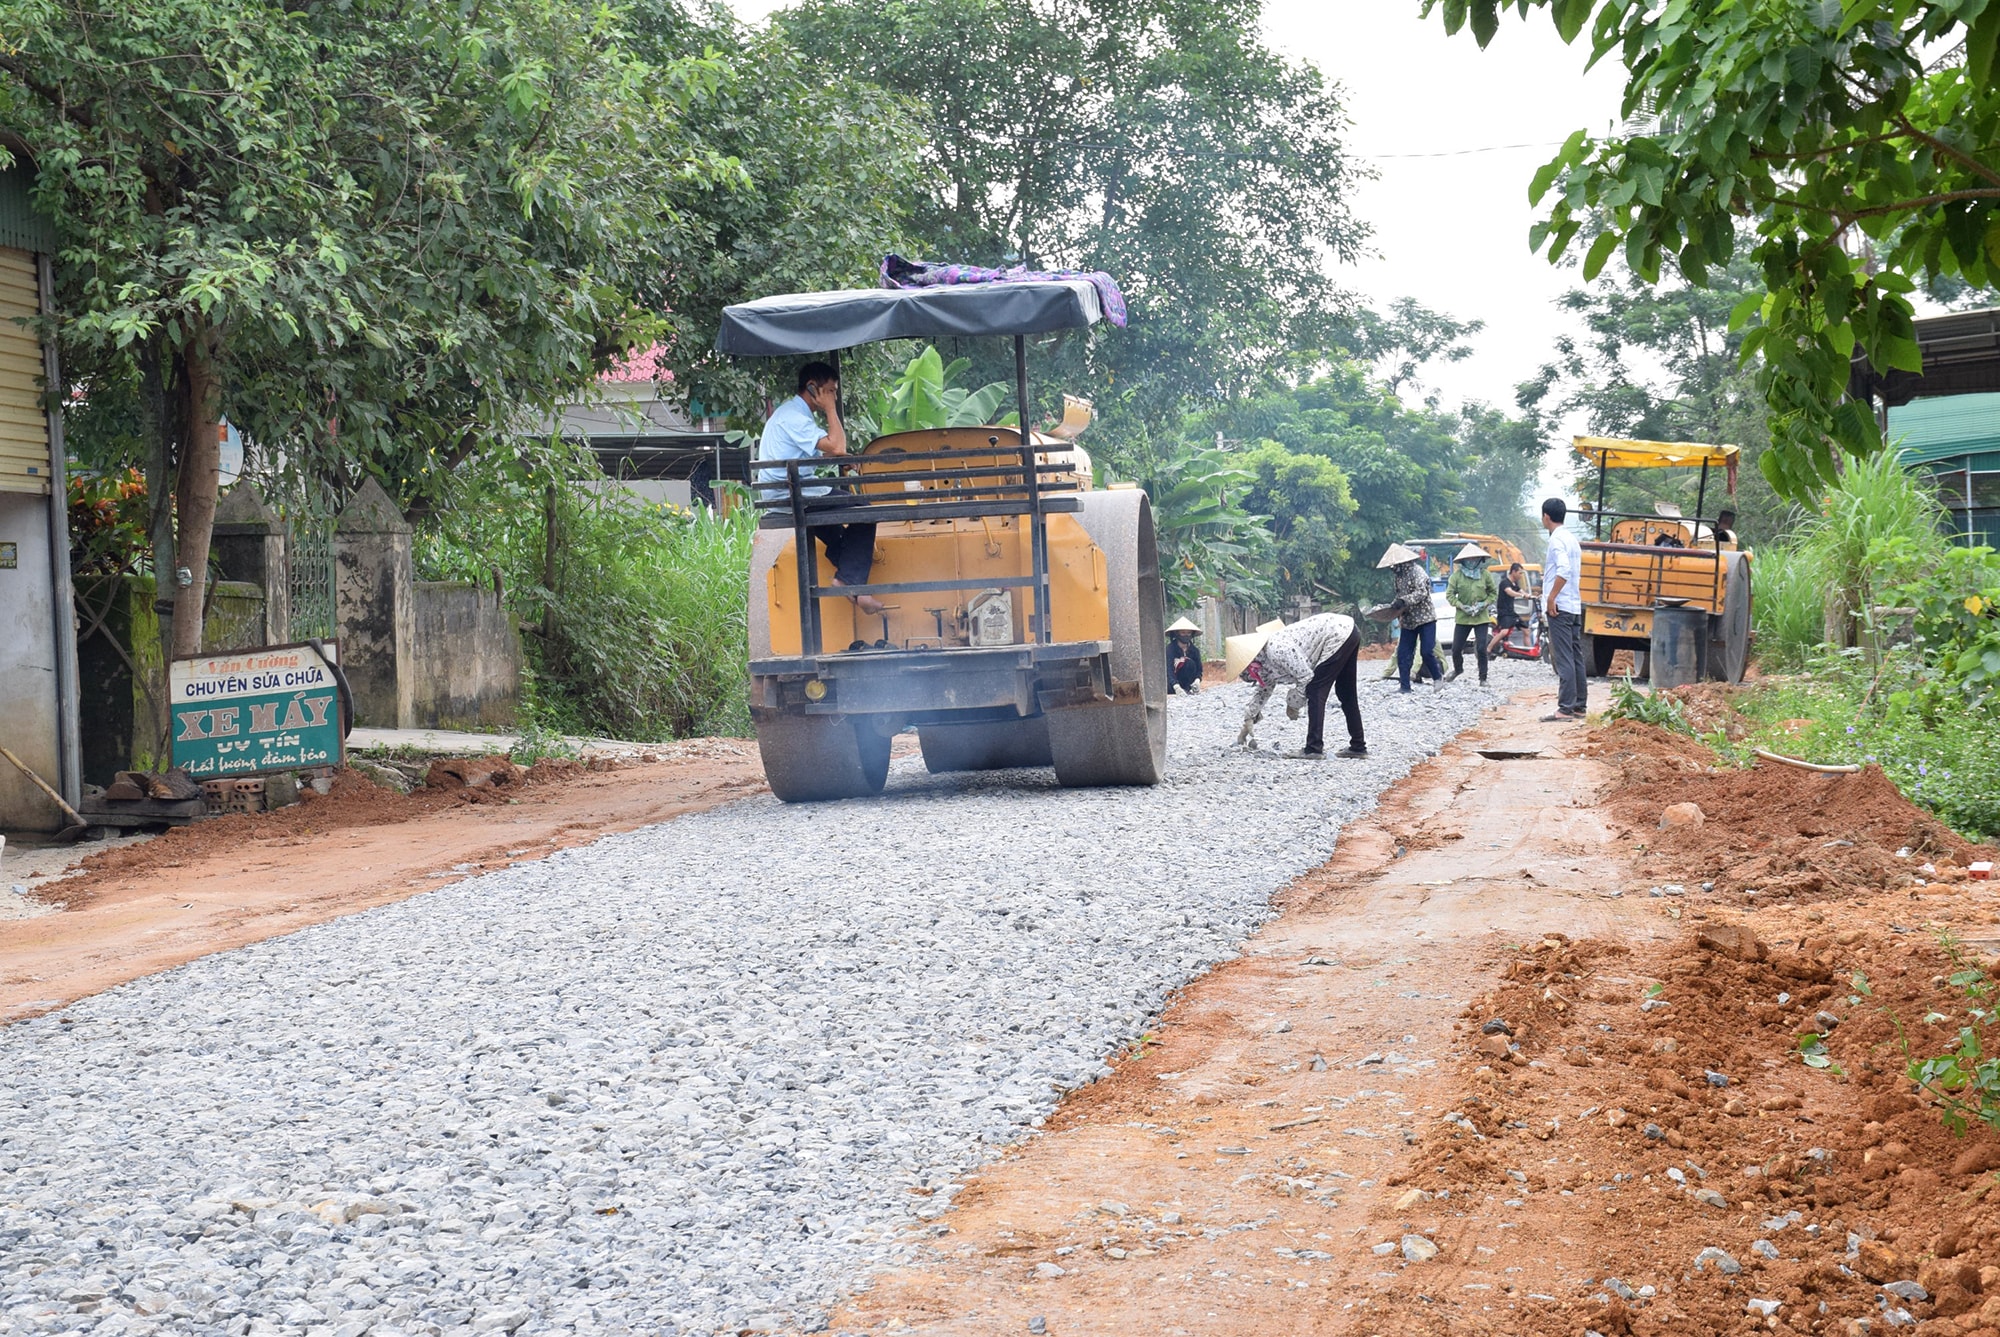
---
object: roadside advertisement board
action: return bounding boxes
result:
[168,641,346,778]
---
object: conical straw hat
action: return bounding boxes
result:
[1455,543,1490,562]
[1377,543,1420,569]
[1225,630,1272,681]
[1166,616,1200,633]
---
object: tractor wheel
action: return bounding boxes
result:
[1586,633,1619,678]
[918,718,1052,774]
[1706,552,1754,683]
[754,711,891,802]
[1047,490,1168,787]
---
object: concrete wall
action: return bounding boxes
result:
[329,479,522,731]
[410,583,522,730]
[1189,595,1264,659]
[334,479,415,729]
[211,483,289,640]
[0,490,64,829]
[579,477,693,510]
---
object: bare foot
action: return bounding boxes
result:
[833,584,885,616]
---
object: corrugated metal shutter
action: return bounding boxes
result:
[1889,391,2000,468]
[0,246,51,496]
[0,167,56,255]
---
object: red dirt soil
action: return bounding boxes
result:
[833,703,2000,1337]
[1591,721,1992,900]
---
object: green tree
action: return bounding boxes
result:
[1204,362,1480,605]
[1452,403,1547,551]
[1430,0,2000,498]
[848,345,1015,441]
[774,0,1367,424]
[1118,439,1275,611]
[625,1,930,419]
[1238,441,1358,603]
[1358,297,1484,404]
[2,0,744,655]
[1519,250,1796,542]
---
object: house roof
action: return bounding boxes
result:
[603,344,672,384]
[1890,390,2000,470]
[1851,307,2000,406]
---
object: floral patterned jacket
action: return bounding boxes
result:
[1391,560,1436,630]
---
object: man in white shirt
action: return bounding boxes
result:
[1541,496,1586,720]
[757,361,882,614]
[1229,612,1367,759]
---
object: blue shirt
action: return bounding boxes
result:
[756,395,831,497]
[1545,525,1584,614]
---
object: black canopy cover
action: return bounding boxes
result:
[715,280,1104,356]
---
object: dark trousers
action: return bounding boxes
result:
[817,523,877,587]
[1549,609,1587,714]
[1396,621,1444,690]
[1169,654,1201,693]
[1304,630,1366,754]
[1451,623,1491,682]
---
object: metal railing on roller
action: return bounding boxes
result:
[754,445,1082,656]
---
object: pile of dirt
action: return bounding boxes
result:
[1591,721,1993,900]
[36,756,606,907]
[1383,924,2000,1337]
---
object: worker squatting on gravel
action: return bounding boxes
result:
[1166,617,1204,694]
[1227,612,1368,760]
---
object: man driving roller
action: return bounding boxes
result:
[756,361,883,615]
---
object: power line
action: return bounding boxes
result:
[1368,140,1568,160]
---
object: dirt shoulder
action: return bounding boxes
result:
[836,690,2000,1337]
[0,740,765,1022]
[836,680,1648,1335]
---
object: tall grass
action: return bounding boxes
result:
[419,466,754,740]
[1752,450,1951,667]
[534,490,755,739]
[1749,545,1824,670]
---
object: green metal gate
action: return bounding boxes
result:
[260,474,340,642]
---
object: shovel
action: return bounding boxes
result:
[0,746,90,842]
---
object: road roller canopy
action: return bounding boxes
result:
[716,281,1107,356]
[1573,436,1742,469]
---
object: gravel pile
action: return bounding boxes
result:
[0,662,1538,1336]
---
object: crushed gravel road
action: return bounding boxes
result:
[0,662,1538,1336]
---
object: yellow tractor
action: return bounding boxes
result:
[718,280,1166,801]
[1571,436,1755,683]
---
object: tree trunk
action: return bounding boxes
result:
[542,480,559,643]
[168,326,222,660]
[139,335,176,643]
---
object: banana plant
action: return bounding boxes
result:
[1129,441,1275,610]
[849,345,1018,443]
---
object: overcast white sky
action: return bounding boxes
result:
[1262,2,1626,417]
[729,0,1626,466]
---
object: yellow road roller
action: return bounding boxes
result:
[717,280,1166,802]
[1572,436,1755,683]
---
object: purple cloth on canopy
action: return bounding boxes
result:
[881,254,1128,328]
